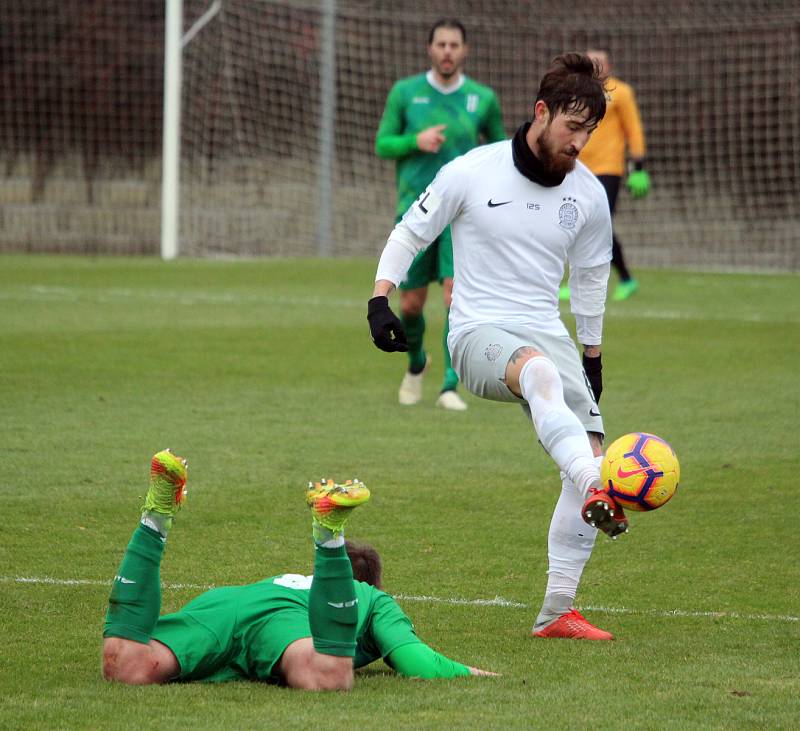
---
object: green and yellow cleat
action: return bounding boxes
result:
[306,478,370,535]
[142,449,188,521]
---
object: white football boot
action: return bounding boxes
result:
[435,390,468,411]
[398,356,429,406]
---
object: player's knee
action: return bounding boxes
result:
[281,641,354,691]
[400,288,427,316]
[520,355,562,402]
[291,665,354,692]
[101,639,162,685]
[526,355,560,388]
[101,644,120,682]
[504,346,544,396]
[102,647,142,684]
[316,666,354,692]
[307,655,354,692]
[314,653,354,691]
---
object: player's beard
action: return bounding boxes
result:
[537,125,578,177]
[434,58,459,80]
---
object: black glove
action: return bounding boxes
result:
[582,352,602,404]
[367,296,408,352]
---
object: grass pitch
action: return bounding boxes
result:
[1,255,798,730]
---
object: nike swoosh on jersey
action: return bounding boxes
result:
[487,199,512,208]
[115,575,136,584]
[589,409,601,417]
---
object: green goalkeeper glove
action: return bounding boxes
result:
[626,169,651,198]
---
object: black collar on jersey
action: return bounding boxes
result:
[512,122,567,188]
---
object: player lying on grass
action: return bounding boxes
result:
[102,450,496,689]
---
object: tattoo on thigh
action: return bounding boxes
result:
[509,346,538,365]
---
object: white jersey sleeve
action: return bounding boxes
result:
[569,262,610,346]
[567,182,612,345]
[567,189,613,269]
[374,221,428,286]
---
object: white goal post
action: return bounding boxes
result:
[160,0,184,260]
[160,0,337,260]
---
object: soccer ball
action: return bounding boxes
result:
[600,432,680,512]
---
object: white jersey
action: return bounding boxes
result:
[397,140,611,347]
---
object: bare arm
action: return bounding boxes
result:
[372,279,396,298]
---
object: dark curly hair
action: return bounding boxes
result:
[535,52,606,127]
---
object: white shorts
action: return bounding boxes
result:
[450,324,604,435]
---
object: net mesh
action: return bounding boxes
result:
[1,0,798,270]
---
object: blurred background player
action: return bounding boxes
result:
[375,18,505,410]
[102,450,496,689]
[560,48,649,302]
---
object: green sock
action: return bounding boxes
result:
[441,309,459,391]
[103,524,165,644]
[309,544,358,657]
[401,312,427,373]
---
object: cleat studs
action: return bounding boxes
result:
[586,511,592,518]
[609,510,615,517]
[590,521,597,527]
[612,535,618,541]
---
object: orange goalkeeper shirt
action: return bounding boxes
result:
[579,76,646,177]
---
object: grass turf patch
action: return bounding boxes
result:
[1,255,798,729]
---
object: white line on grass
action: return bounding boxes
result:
[578,604,799,624]
[1,285,797,324]
[3,575,797,624]
[7,575,212,591]
[395,593,527,608]
[0,285,363,310]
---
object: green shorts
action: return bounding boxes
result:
[399,224,454,290]
[151,581,312,683]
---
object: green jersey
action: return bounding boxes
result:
[375,71,505,216]
[151,573,424,683]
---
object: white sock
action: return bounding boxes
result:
[535,457,603,628]
[519,357,599,498]
[320,535,345,549]
[141,512,170,539]
[312,520,345,548]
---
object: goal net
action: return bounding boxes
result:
[1,0,799,270]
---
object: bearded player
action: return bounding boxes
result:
[369,54,627,640]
